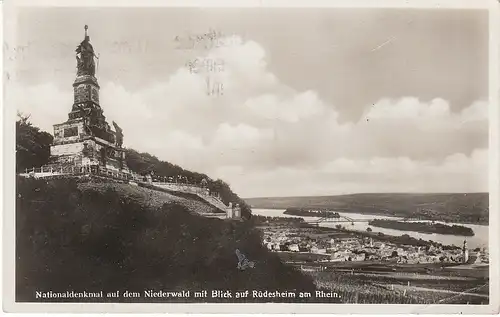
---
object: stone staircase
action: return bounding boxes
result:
[194,192,229,213]
[147,181,229,214]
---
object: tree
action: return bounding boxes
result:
[16,113,53,172]
[366,227,372,232]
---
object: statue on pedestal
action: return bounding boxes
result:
[76,25,98,76]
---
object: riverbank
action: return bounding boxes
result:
[292,222,462,250]
[251,208,488,249]
[256,215,488,263]
[256,218,468,258]
[245,193,489,226]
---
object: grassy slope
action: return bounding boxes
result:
[245,193,489,225]
[16,177,315,302]
[78,181,221,214]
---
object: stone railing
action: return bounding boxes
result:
[150,181,206,194]
[19,165,143,183]
[19,165,234,217]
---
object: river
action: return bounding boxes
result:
[252,208,489,249]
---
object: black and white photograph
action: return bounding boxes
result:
[2,0,499,314]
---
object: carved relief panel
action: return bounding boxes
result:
[84,85,91,100]
[74,84,92,103]
[74,86,86,103]
[54,127,64,139]
[91,86,99,104]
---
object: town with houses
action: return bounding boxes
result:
[259,224,489,265]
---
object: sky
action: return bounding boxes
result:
[9,7,489,197]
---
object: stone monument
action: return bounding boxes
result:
[49,25,128,172]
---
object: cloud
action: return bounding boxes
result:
[321,148,488,177]
[221,149,488,197]
[245,90,329,123]
[212,123,274,147]
[364,97,450,120]
[11,83,71,132]
[13,36,489,197]
[363,97,489,130]
[460,100,488,123]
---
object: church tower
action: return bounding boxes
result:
[462,239,469,264]
[49,25,128,172]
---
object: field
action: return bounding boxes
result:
[299,262,489,304]
[245,193,489,225]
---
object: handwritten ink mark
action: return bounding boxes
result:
[186,58,225,74]
[206,77,224,97]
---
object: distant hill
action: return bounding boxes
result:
[245,193,489,225]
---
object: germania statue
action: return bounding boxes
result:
[75,25,98,76]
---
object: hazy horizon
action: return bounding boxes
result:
[243,191,489,200]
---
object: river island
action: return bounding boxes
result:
[284,208,340,218]
[368,219,475,236]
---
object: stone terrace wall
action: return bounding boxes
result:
[19,167,231,216]
[142,182,229,213]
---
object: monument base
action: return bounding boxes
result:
[50,118,127,172]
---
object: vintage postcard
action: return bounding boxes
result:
[2,0,499,314]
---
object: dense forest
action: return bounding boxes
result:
[15,114,252,219]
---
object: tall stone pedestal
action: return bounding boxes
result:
[50,118,126,171]
[48,29,128,173]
